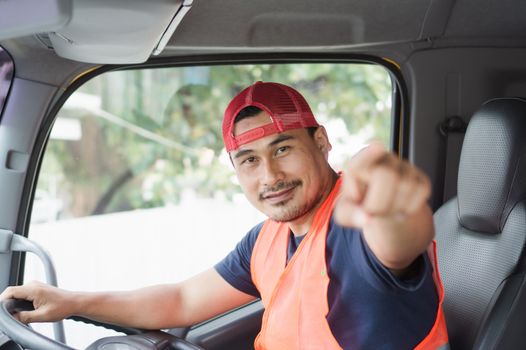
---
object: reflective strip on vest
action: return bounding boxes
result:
[250,176,449,350]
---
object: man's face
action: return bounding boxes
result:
[230,111,332,222]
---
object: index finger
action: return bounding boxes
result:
[0,285,32,302]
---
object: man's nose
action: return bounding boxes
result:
[261,159,284,186]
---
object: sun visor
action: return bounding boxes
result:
[48,0,193,64]
[0,0,72,41]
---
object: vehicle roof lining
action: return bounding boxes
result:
[165,0,526,50]
[167,0,430,48]
[446,0,526,37]
[0,37,94,87]
[2,0,526,86]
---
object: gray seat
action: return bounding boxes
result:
[434,97,526,350]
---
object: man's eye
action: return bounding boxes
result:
[276,146,290,155]
[242,156,257,165]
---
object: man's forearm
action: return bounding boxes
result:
[73,284,189,329]
[362,204,435,273]
[0,268,254,328]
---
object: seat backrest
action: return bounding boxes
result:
[434,97,526,350]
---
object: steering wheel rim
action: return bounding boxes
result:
[0,299,73,350]
[0,299,205,350]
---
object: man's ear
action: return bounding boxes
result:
[314,126,332,156]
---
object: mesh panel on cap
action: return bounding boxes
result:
[253,83,299,114]
[251,83,315,131]
[222,82,319,151]
[290,88,314,117]
[222,84,257,151]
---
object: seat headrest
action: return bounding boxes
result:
[458,97,526,234]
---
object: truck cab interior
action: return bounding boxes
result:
[1,0,526,349]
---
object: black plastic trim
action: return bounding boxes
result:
[0,45,21,287]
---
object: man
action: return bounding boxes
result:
[0,81,448,349]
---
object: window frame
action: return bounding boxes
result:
[0,46,15,124]
[14,53,408,286]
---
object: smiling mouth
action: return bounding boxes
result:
[260,182,300,204]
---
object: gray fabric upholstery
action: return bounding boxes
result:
[435,201,526,349]
[458,98,526,234]
[434,97,526,349]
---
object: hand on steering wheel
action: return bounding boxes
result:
[0,299,204,350]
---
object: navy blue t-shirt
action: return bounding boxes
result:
[215,217,438,350]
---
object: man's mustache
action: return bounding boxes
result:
[259,180,302,200]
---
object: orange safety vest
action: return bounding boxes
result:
[250,178,449,350]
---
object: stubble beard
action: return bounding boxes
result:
[269,201,316,222]
[265,186,323,222]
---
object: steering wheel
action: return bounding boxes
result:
[0,299,204,350]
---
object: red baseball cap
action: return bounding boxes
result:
[222,81,320,152]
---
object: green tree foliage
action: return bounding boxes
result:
[39,63,392,218]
